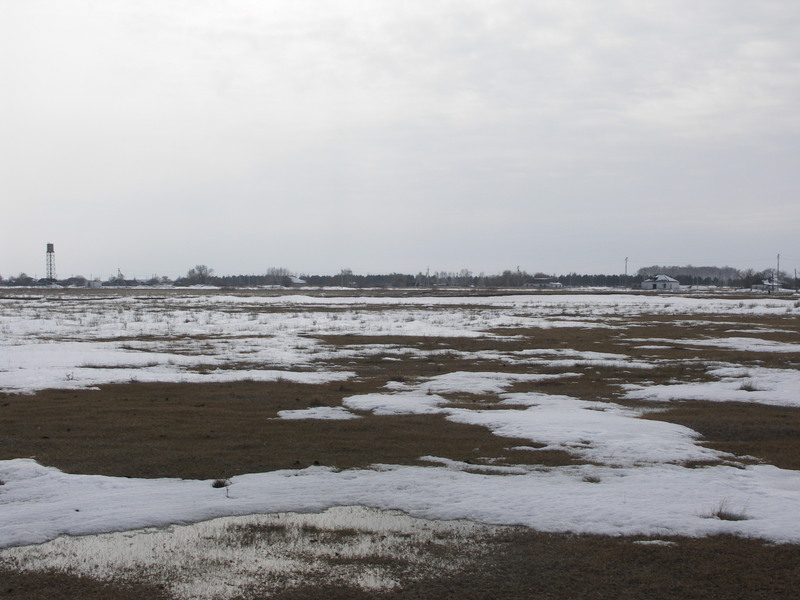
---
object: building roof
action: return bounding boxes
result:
[644,274,679,283]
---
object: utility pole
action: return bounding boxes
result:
[777,254,780,287]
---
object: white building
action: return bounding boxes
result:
[525,278,562,289]
[752,278,781,292]
[641,274,680,290]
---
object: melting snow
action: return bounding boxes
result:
[0,290,798,557]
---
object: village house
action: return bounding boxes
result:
[641,274,680,290]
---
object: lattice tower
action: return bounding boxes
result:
[46,243,56,280]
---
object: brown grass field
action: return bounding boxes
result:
[1,288,799,598]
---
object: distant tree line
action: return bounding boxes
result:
[636,265,741,285]
[1,264,796,290]
[635,265,792,288]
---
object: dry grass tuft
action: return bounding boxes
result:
[708,499,749,522]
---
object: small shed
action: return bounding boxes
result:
[641,274,679,290]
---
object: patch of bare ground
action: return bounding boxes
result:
[377,532,800,600]
[483,326,630,354]
[0,382,577,479]
[619,314,800,361]
[3,531,799,600]
[482,323,796,372]
[641,401,800,471]
[309,323,800,472]
[319,331,723,405]
[0,568,170,599]
[500,362,717,405]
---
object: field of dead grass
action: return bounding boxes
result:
[1,288,799,598]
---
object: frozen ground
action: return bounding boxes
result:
[1,290,799,595]
[1,292,796,395]
[0,504,505,598]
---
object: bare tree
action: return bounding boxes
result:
[458,269,472,286]
[339,268,353,287]
[266,267,291,285]
[186,265,214,285]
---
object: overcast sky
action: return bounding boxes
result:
[2,1,799,280]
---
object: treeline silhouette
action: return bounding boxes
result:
[2,265,791,289]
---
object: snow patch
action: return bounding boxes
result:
[277,406,360,420]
